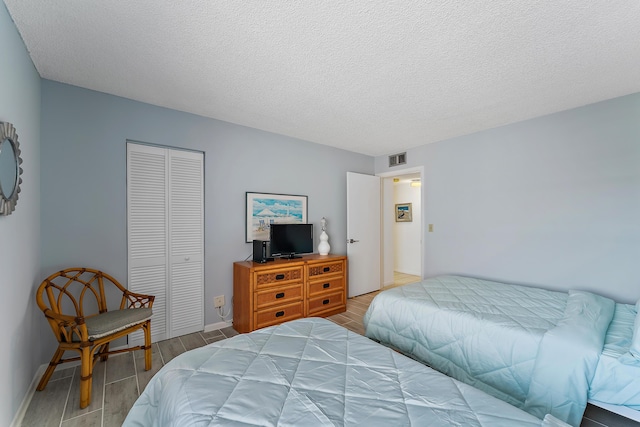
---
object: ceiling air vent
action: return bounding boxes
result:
[388,152,407,167]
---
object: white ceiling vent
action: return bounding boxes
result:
[388,152,407,167]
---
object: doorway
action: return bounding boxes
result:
[378,167,424,289]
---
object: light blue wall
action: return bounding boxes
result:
[376,93,640,303]
[0,2,41,424]
[40,80,373,359]
[5,4,637,419]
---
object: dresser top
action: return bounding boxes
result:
[234,253,346,269]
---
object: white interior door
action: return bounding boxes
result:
[168,150,204,338]
[128,144,169,344]
[347,172,381,297]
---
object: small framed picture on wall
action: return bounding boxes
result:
[395,203,412,222]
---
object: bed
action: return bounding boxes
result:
[588,302,640,418]
[363,275,640,427]
[123,317,568,426]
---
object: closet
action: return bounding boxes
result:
[126,142,204,344]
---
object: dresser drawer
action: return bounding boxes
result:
[254,266,304,288]
[308,277,345,297]
[255,301,304,329]
[307,260,344,279]
[255,283,303,309]
[307,291,344,315]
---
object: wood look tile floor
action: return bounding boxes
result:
[22,272,637,427]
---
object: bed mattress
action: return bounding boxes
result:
[363,275,614,426]
[123,317,567,426]
[364,276,568,406]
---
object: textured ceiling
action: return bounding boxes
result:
[4,1,640,156]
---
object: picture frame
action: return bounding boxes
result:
[246,192,308,242]
[395,203,412,222]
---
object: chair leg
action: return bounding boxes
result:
[144,321,152,371]
[100,342,110,361]
[79,346,92,409]
[37,348,65,391]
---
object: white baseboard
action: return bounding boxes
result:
[204,321,232,333]
[588,400,640,422]
[396,270,421,277]
[11,364,47,427]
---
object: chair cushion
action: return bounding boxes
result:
[85,308,153,340]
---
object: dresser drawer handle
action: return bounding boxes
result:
[323,283,330,289]
[275,292,285,299]
[322,299,330,305]
[323,267,330,272]
[275,311,285,317]
[275,274,285,280]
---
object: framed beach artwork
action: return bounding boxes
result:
[246,192,308,242]
[395,203,412,222]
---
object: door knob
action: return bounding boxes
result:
[347,239,359,244]
[184,256,191,261]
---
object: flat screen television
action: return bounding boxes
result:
[269,223,313,259]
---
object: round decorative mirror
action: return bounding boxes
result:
[0,122,23,216]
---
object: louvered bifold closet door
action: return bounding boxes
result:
[127,143,204,345]
[168,150,204,337]
[127,144,169,344]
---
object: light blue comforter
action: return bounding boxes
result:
[363,276,615,427]
[123,317,568,426]
[589,303,640,409]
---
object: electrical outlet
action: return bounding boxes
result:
[214,295,225,308]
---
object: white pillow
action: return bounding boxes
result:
[630,299,640,359]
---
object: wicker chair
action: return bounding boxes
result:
[36,268,154,408]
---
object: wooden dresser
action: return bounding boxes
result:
[233,254,347,333]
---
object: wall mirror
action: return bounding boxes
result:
[0,122,23,216]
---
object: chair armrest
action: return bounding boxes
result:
[43,309,90,342]
[120,290,155,310]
